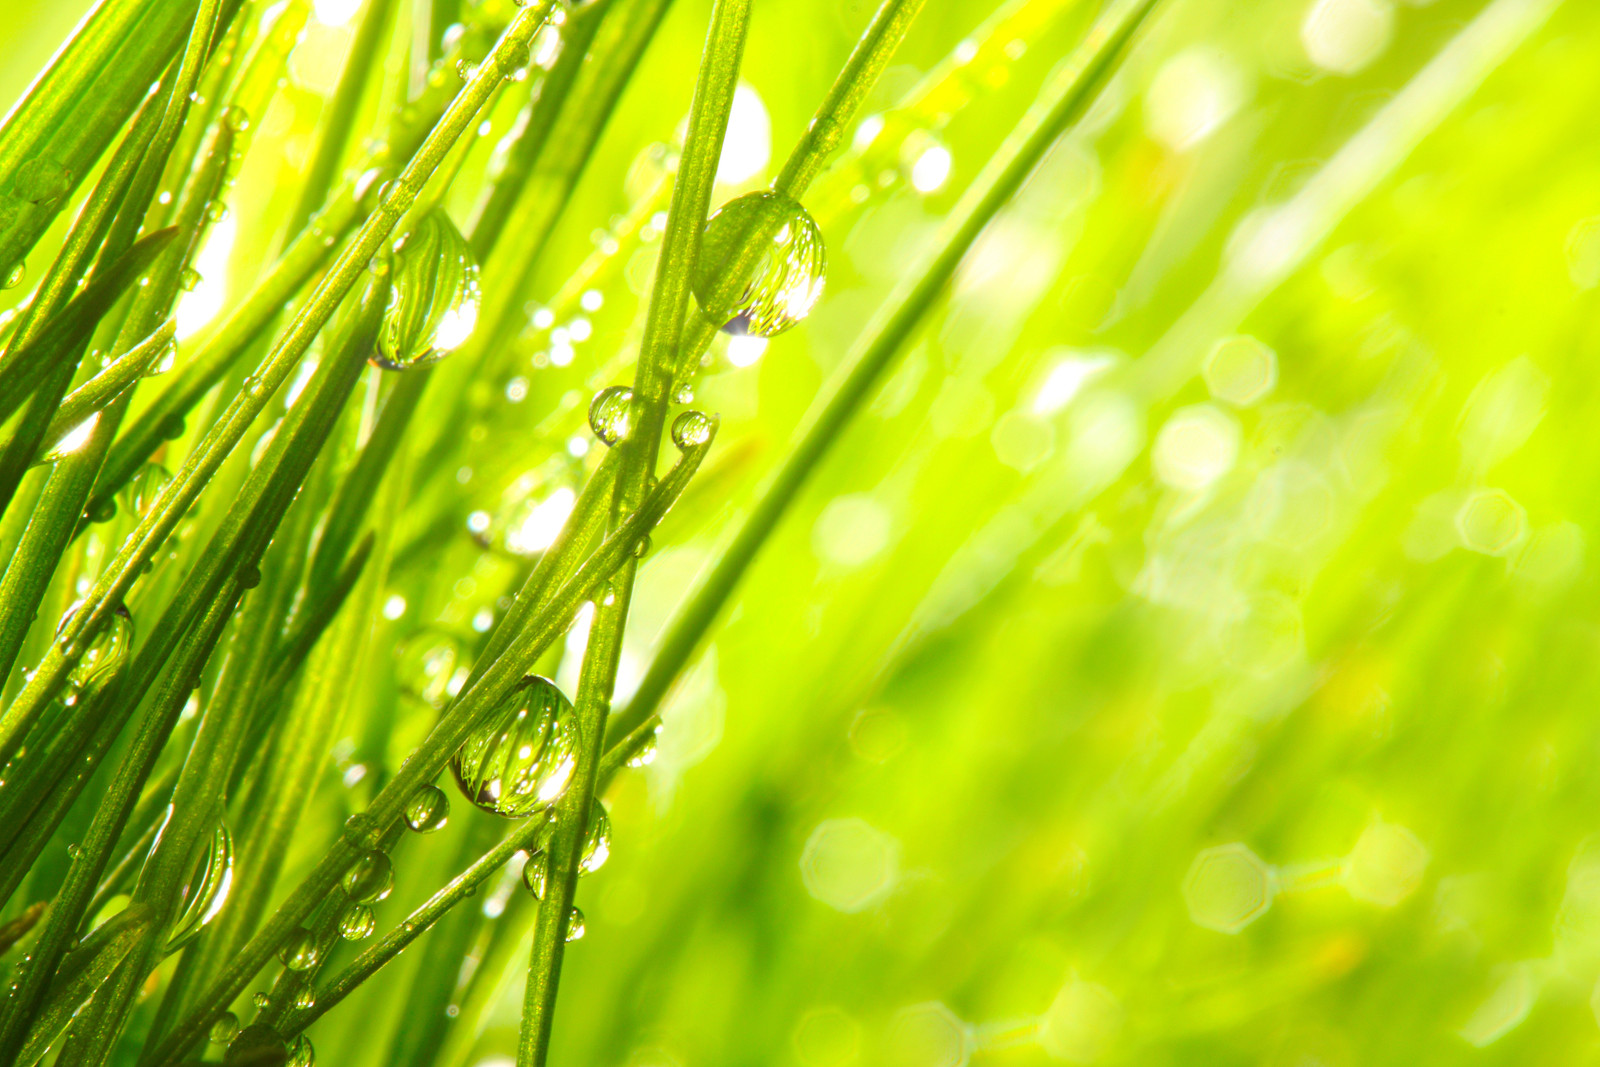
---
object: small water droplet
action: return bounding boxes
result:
[150,339,178,375]
[587,386,634,446]
[279,927,322,971]
[180,267,202,291]
[670,410,715,450]
[339,903,376,941]
[119,463,172,520]
[403,783,450,832]
[522,848,549,899]
[631,534,651,559]
[210,1011,240,1044]
[225,1024,287,1067]
[287,1033,314,1067]
[252,992,271,1011]
[206,200,230,224]
[223,106,251,133]
[87,497,117,524]
[692,191,826,337]
[627,727,660,768]
[674,383,694,404]
[372,210,480,370]
[342,849,394,903]
[450,676,578,818]
[2,261,23,289]
[293,986,315,1011]
[239,564,261,590]
[579,802,611,876]
[566,906,586,942]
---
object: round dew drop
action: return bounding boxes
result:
[692,191,826,338]
[403,783,450,832]
[372,209,481,370]
[279,927,322,971]
[210,1012,240,1045]
[339,903,377,941]
[566,906,586,942]
[450,675,579,818]
[588,386,634,446]
[671,410,715,450]
[342,849,394,903]
[293,987,316,1011]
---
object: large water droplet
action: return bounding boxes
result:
[279,927,322,971]
[225,1025,288,1067]
[210,1011,240,1044]
[403,784,450,833]
[566,906,586,942]
[450,676,579,818]
[165,819,234,952]
[670,410,714,450]
[339,903,376,941]
[342,849,394,903]
[692,191,826,337]
[373,209,481,370]
[579,802,611,876]
[587,386,634,446]
[287,1034,314,1067]
[522,848,548,900]
[57,601,134,695]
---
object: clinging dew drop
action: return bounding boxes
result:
[372,209,481,370]
[164,819,234,952]
[579,801,611,876]
[522,848,549,900]
[209,1012,240,1045]
[339,904,376,941]
[342,849,394,903]
[403,783,450,832]
[566,906,586,942]
[691,191,826,338]
[588,386,634,446]
[279,927,322,971]
[3,261,23,289]
[287,1034,315,1067]
[450,675,579,818]
[671,410,715,450]
[57,602,134,699]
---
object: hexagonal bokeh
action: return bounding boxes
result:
[1343,820,1428,907]
[1456,488,1527,556]
[800,817,900,913]
[1037,978,1121,1063]
[1183,843,1276,933]
[886,1003,971,1067]
[1203,335,1277,407]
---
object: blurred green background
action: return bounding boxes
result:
[13,0,1600,1064]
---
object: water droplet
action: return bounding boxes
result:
[164,819,234,952]
[287,1033,314,1067]
[253,992,272,1011]
[372,209,480,370]
[671,410,715,450]
[522,849,549,899]
[87,497,117,524]
[692,191,826,337]
[674,383,694,405]
[224,105,251,133]
[279,927,322,971]
[57,601,134,694]
[339,903,376,941]
[66,843,81,860]
[450,676,579,818]
[456,60,480,82]
[161,414,186,439]
[587,386,634,446]
[15,157,71,205]
[395,632,462,708]
[630,534,651,559]
[566,906,585,942]
[180,267,202,291]
[225,1025,287,1067]
[342,849,394,903]
[206,200,230,224]
[239,565,261,590]
[210,1011,240,1044]
[579,802,611,876]
[403,784,450,832]
[150,339,177,375]
[627,727,660,768]
[3,261,23,289]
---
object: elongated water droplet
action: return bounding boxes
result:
[339,903,376,941]
[579,802,611,876]
[342,849,393,903]
[522,848,549,900]
[450,676,579,818]
[57,601,134,694]
[692,191,826,337]
[373,209,480,370]
[671,410,715,450]
[403,784,450,832]
[165,820,234,952]
[631,534,651,559]
[210,1011,240,1044]
[43,410,100,462]
[225,1025,287,1067]
[279,927,321,971]
[627,727,660,768]
[288,1034,314,1067]
[566,906,585,942]
[588,386,633,446]
[2,261,23,289]
[293,986,316,1011]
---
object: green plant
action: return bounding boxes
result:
[0,0,1157,1064]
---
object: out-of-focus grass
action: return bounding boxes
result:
[7,0,1600,1065]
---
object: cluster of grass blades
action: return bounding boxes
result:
[0,0,1160,1064]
